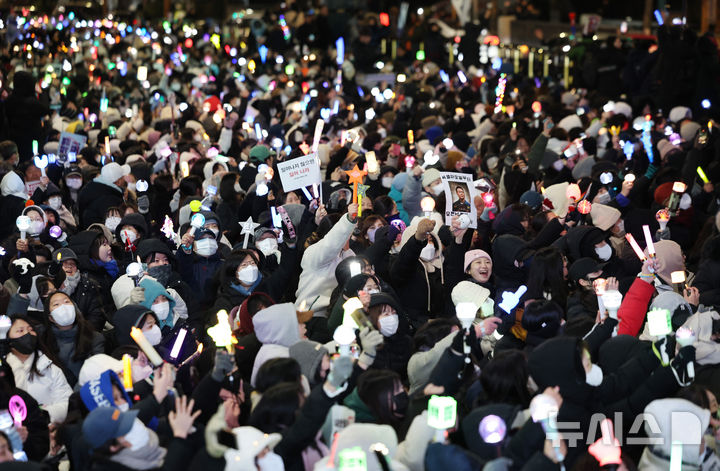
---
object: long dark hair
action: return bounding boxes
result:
[8,315,62,380]
[357,369,403,431]
[248,382,303,433]
[525,247,569,307]
[42,291,98,362]
[479,350,531,408]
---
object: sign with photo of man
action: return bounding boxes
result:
[441,172,477,228]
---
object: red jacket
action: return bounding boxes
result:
[617,278,656,336]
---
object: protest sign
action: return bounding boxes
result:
[58,132,87,158]
[441,172,477,228]
[277,153,322,192]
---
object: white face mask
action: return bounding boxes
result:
[431,183,444,196]
[257,451,285,471]
[127,182,136,192]
[48,196,62,210]
[379,314,399,337]
[66,177,83,189]
[151,301,170,321]
[121,230,138,244]
[367,227,378,243]
[118,402,130,412]
[105,216,121,231]
[50,304,76,327]
[594,243,612,261]
[30,220,44,236]
[237,265,259,284]
[679,192,692,210]
[381,176,393,189]
[420,244,436,261]
[143,324,162,346]
[124,419,150,451]
[585,363,604,386]
[256,238,278,256]
[194,238,218,257]
[595,191,611,204]
[616,220,625,234]
[233,182,242,193]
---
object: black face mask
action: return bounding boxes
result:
[10,333,37,355]
[392,391,409,417]
[147,265,172,287]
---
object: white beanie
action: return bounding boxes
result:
[590,203,621,231]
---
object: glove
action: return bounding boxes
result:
[415,218,436,241]
[129,286,146,304]
[672,345,695,371]
[137,195,150,214]
[358,327,383,366]
[211,350,236,382]
[12,258,35,295]
[327,355,353,389]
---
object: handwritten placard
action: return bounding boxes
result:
[277,153,322,192]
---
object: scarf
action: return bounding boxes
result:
[92,259,119,279]
[110,429,166,470]
[61,271,81,296]
[230,272,263,296]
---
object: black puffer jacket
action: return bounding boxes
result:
[68,230,117,316]
[77,180,124,227]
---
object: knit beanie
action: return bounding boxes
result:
[463,250,492,272]
[451,281,491,308]
[289,340,328,387]
[422,168,442,187]
[80,370,131,411]
[648,240,685,285]
[590,204,621,231]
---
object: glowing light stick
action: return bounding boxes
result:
[499,285,527,313]
[342,297,364,328]
[668,181,687,216]
[623,141,634,160]
[337,447,366,470]
[494,74,507,114]
[32,140,38,156]
[530,393,563,462]
[130,327,164,367]
[346,165,367,204]
[647,308,672,337]
[207,310,238,353]
[179,343,203,368]
[365,151,378,174]
[240,216,260,249]
[656,209,670,231]
[312,119,324,152]
[577,200,592,214]
[697,166,709,184]
[421,196,435,217]
[423,150,440,168]
[33,155,48,177]
[335,37,345,66]
[641,117,654,163]
[8,395,26,428]
[49,226,62,239]
[169,328,187,361]
[625,234,647,261]
[137,66,147,81]
[180,161,189,177]
[407,130,414,145]
[254,123,263,141]
[643,225,655,258]
[593,278,607,313]
[427,395,456,442]
[624,173,636,183]
[675,326,696,384]
[258,45,268,64]
[602,289,622,320]
[404,155,415,170]
[122,354,133,391]
[357,184,369,217]
[333,325,355,356]
[349,262,361,278]
[15,216,30,240]
[479,415,507,444]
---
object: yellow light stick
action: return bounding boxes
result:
[122,354,133,391]
[207,310,238,353]
[697,166,709,184]
[130,327,164,367]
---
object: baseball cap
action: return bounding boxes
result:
[101,162,131,184]
[53,247,78,263]
[249,145,275,163]
[569,257,605,283]
[82,407,138,449]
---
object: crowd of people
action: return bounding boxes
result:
[0,3,717,471]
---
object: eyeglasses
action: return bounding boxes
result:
[238,260,257,269]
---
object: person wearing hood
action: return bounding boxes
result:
[177,225,225,307]
[389,218,445,329]
[0,171,27,240]
[251,303,311,387]
[0,205,47,276]
[327,273,382,334]
[526,335,693,467]
[361,293,412,380]
[53,247,108,332]
[5,70,50,161]
[114,212,149,268]
[41,291,104,387]
[402,166,443,220]
[223,426,284,471]
[67,230,119,316]
[36,182,77,233]
[112,304,165,355]
[5,315,73,424]
[295,203,358,318]
[78,162,130,227]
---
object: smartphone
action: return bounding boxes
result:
[350,309,375,331]
[206,185,217,196]
[699,129,708,145]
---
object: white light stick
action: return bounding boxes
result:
[312,119,324,153]
[625,234,647,261]
[601,290,623,320]
[333,325,355,356]
[130,327,164,367]
[642,225,655,258]
[240,216,260,249]
[456,302,477,363]
[15,216,30,240]
[169,328,187,361]
[301,187,313,201]
[365,151,379,174]
[342,297,364,328]
[33,155,48,177]
[137,66,147,81]
[530,394,564,462]
[0,315,10,340]
[421,196,435,217]
[675,326,696,381]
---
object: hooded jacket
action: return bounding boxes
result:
[112,304,156,347]
[77,179,124,227]
[68,230,117,314]
[0,172,27,240]
[251,303,301,386]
